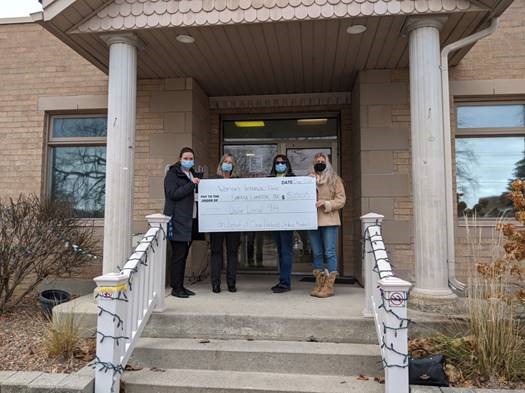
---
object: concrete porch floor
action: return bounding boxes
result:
[166,274,364,319]
[56,274,448,342]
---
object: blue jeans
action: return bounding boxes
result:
[272,231,294,288]
[308,226,338,272]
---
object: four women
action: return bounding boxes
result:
[163,148,346,298]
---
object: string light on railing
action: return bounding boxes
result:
[96,331,129,346]
[97,306,124,329]
[362,221,412,371]
[89,356,124,393]
[92,224,165,393]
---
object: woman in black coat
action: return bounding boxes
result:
[209,153,241,293]
[163,146,200,298]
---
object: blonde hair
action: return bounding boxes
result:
[216,153,237,177]
[310,152,340,189]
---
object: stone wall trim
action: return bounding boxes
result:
[37,95,108,111]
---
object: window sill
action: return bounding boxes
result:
[457,218,523,227]
[76,218,104,227]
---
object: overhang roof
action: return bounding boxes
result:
[38,0,514,96]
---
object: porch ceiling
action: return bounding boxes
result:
[38,0,513,96]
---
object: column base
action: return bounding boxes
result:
[409,287,460,314]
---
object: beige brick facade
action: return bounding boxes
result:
[0,1,524,283]
[0,22,107,199]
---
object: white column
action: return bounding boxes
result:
[101,33,139,274]
[406,17,455,300]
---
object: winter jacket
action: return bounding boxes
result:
[163,162,197,242]
[315,176,346,227]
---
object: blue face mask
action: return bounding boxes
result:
[221,162,233,173]
[275,163,287,173]
[181,159,194,169]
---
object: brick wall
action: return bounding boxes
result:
[0,22,107,199]
[355,69,414,281]
[448,0,525,281]
[133,77,213,281]
[2,0,524,284]
[452,1,525,81]
[0,22,108,278]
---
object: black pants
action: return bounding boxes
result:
[170,240,191,291]
[210,232,240,287]
[246,232,263,264]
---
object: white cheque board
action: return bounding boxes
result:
[198,176,317,232]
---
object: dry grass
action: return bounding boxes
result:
[410,198,525,387]
[465,273,525,384]
[43,311,82,361]
[0,297,95,373]
[410,210,525,388]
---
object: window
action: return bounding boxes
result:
[222,115,338,142]
[455,104,525,218]
[47,115,107,218]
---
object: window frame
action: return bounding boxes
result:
[454,101,525,226]
[45,113,107,224]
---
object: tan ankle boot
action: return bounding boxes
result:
[317,271,338,298]
[310,269,324,297]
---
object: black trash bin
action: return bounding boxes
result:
[38,289,71,318]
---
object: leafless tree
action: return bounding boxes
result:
[0,195,100,314]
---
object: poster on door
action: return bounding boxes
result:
[198,176,317,232]
[287,148,332,176]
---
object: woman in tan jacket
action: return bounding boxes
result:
[308,153,346,298]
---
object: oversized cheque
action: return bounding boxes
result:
[198,176,317,232]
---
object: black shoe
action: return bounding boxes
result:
[171,288,189,298]
[183,287,195,296]
[272,285,290,294]
[212,285,221,293]
[228,285,237,293]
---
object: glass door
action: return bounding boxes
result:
[221,114,340,274]
[223,144,279,272]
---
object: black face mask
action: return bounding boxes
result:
[314,163,327,172]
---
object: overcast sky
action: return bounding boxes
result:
[0,0,42,18]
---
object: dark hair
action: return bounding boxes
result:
[270,154,294,176]
[179,147,194,158]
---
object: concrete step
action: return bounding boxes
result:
[143,312,377,344]
[131,337,382,376]
[121,368,385,393]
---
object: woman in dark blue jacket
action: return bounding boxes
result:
[269,154,295,293]
[163,147,200,298]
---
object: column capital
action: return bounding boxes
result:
[405,16,447,33]
[100,32,143,48]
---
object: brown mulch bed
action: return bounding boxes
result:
[0,296,95,373]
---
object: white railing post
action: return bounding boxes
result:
[378,277,412,393]
[93,273,129,393]
[361,212,384,317]
[146,213,170,312]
